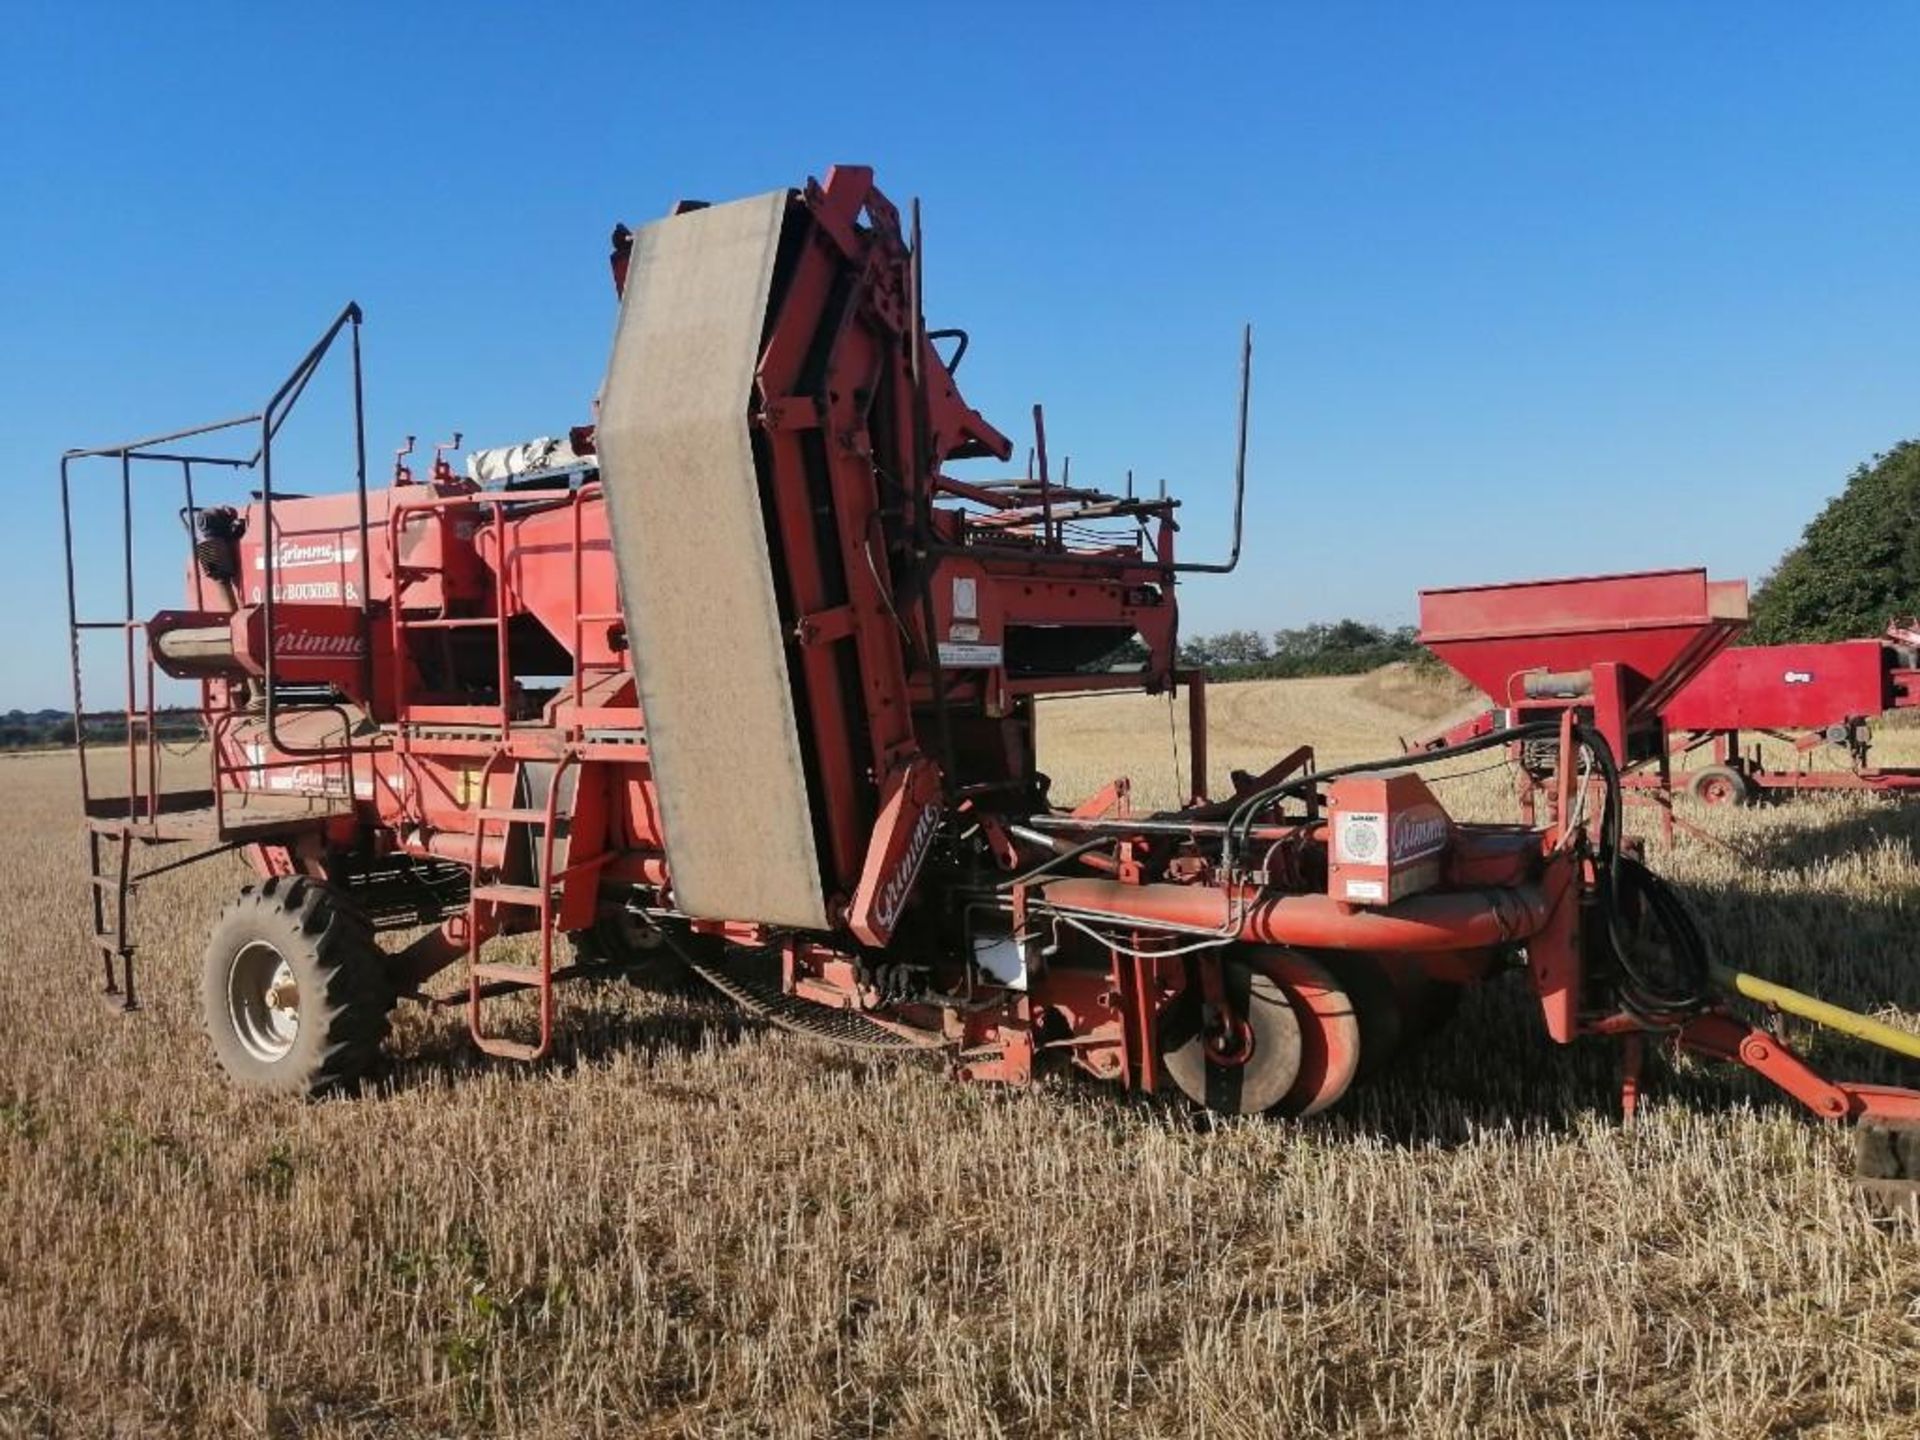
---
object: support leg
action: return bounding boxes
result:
[1619,1032,1644,1125]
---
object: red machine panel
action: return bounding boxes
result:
[234,489,485,612]
[1662,640,1893,732]
[484,501,624,668]
[1419,568,1747,714]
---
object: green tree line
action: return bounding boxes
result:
[1174,620,1427,680]
[0,709,204,751]
[1748,439,1920,644]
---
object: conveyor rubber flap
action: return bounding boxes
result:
[596,190,830,931]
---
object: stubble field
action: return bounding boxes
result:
[1,672,1917,1438]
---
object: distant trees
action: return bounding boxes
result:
[1749,440,1920,644]
[1205,629,1272,666]
[1178,621,1424,678]
[0,709,201,751]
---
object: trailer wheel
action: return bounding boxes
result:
[1254,949,1363,1117]
[1161,957,1303,1114]
[1320,952,1403,1081]
[200,876,392,1097]
[1689,765,1751,807]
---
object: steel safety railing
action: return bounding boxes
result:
[206,710,355,834]
[386,481,625,752]
[59,303,370,834]
[65,625,161,825]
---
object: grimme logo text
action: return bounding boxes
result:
[274,628,366,657]
[1390,809,1449,862]
[874,802,941,931]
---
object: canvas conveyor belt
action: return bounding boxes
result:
[596,190,831,933]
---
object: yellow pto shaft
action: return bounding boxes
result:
[1711,963,1920,1062]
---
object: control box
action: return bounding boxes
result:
[1326,773,1452,907]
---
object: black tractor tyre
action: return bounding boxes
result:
[200,876,393,1097]
[571,910,691,991]
[1689,765,1752,807]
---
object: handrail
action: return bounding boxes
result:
[387,482,629,748]
[63,411,265,462]
[386,485,580,749]
[259,304,369,763]
[59,303,370,837]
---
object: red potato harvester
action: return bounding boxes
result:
[58,168,1918,1202]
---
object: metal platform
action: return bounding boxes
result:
[83,789,351,843]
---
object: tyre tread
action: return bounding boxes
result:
[200,878,392,1098]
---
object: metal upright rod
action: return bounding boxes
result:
[260,409,276,743]
[121,452,137,818]
[59,457,91,810]
[495,509,511,734]
[1033,404,1053,547]
[351,310,374,703]
[1174,324,1253,575]
[181,459,205,610]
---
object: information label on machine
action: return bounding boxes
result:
[1335,811,1386,862]
[938,642,1004,668]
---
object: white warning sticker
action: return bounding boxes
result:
[1336,811,1385,863]
[938,642,1003,668]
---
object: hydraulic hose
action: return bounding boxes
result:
[1607,853,1713,1016]
[1213,715,1716,1015]
[1218,717,1591,868]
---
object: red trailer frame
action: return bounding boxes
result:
[1659,634,1920,805]
[1414,569,1747,837]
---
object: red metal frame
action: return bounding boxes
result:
[1661,631,1920,800]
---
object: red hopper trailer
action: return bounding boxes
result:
[1415,568,1920,810]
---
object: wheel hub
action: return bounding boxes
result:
[1162,958,1304,1114]
[229,941,300,1063]
[1201,1009,1255,1067]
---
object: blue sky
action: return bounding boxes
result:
[4,4,1917,709]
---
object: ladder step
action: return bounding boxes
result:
[473,1036,544,1061]
[472,960,547,986]
[88,933,127,952]
[398,616,500,631]
[477,807,549,825]
[471,881,550,908]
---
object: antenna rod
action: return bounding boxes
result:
[1033,403,1054,547]
[1173,324,1252,575]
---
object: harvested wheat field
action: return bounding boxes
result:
[2,673,1918,1438]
